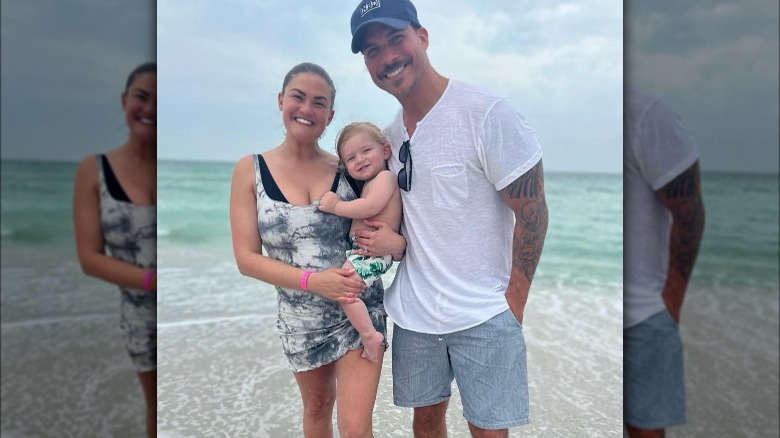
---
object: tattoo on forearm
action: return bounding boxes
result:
[503,161,548,283]
[514,197,548,282]
[670,197,705,282]
[662,162,705,283]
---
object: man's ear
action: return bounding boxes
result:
[417,26,429,50]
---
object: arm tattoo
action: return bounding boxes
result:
[662,162,698,198]
[659,161,705,282]
[671,197,705,281]
[502,160,549,283]
[504,163,542,199]
[514,198,548,282]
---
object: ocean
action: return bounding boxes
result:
[1,158,777,437]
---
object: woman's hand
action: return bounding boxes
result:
[308,267,365,304]
[352,220,406,260]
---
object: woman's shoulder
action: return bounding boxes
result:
[73,154,101,195]
[235,153,257,166]
[312,151,341,180]
[75,144,124,182]
[75,154,100,178]
[232,154,259,180]
[77,153,99,166]
[317,150,340,170]
[78,145,122,165]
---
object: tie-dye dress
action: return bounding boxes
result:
[97,155,157,372]
[254,155,386,372]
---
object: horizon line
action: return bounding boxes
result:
[2,157,778,176]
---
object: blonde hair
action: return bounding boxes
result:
[335,122,388,161]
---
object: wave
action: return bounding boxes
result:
[0,222,74,246]
[1,313,115,330]
[158,313,272,328]
[156,222,231,245]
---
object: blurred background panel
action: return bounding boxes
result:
[1,0,154,436]
[626,0,779,436]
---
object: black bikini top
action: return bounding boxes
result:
[256,154,361,203]
[101,155,131,203]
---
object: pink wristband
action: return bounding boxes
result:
[144,269,155,291]
[301,270,313,291]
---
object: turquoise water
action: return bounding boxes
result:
[5,158,776,293]
[154,160,628,292]
[0,160,78,247]
[694,173,779,290]
[155,161,780,293]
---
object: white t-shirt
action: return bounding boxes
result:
[624,87,699,328]
[384,80,543,334]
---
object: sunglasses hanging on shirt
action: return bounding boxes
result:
[397,140,412,191]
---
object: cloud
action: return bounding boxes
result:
[627,0,779,172]
[1,0,154,161]
[2,0,151,104]
[86,0,624,172]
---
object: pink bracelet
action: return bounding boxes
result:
[300,270,313,292]
[144,269,156,291]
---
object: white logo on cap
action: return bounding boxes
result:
[361,0,380,17]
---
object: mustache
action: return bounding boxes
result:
[380,59,410,77]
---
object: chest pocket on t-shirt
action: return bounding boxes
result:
[432,164,468,209]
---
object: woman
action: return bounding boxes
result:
[73,62,157,438]
[230,62,404,437]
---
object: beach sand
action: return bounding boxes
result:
[156,246,624,437]
[620,284,780,438]
[5,244,776,437]
[668,285,779,437]
[1,248,146,438]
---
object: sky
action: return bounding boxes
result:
[0,0,154,163]
[1,1,776,173]
[155,0,623,173]
[627,0,779,173]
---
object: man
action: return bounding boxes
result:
[349,0,548,436]
[623,87,706,437]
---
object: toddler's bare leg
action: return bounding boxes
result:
[340,261,385,362]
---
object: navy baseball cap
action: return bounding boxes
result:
[351,0,421,54]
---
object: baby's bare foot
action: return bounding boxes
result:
[360,331,385,363]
